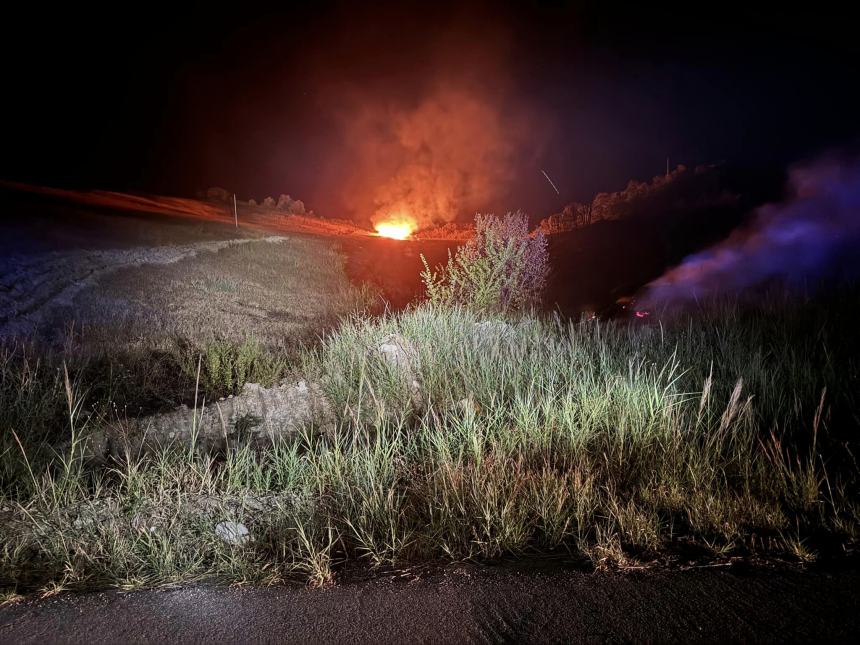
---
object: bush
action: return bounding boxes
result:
[421,212,548,313]
[275,194,307,215]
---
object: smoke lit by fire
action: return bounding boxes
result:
[326,82,548,231]
[371,88,534,230]
[305,14,554,232]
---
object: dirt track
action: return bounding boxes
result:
[1,565,858,643]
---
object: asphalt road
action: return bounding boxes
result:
[2,564,858,643]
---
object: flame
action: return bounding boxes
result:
[374,218,414,240]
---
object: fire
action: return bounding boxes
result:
[374,218,414,240]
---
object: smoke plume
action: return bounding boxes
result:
[324,82,546,230]
[373,87,531,228]
[640,154,860,308]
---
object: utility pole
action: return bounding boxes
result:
[666,157,670,177]
[233,193,238,229]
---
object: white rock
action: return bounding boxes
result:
[99,380,335,458]
[374,334,424,411]
[377,334,417,373]
[215,521,250,545]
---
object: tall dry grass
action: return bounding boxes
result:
[1,292,858,592]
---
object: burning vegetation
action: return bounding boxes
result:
[375,217,415,240]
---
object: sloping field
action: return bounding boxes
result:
[0,235,372,351]
[0,188,374,351]
[0,183,464,351]
[0,237,286,337]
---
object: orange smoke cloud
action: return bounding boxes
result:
[327,81,546,231]
[370,87,531,228]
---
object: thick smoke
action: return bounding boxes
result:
[300,9,552,229]
[640,154,860,308]
[370,86,531,228]
[325,83,545,230]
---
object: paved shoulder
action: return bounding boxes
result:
[1,567,858,643]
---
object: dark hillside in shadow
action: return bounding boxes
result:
[545,166,786,315]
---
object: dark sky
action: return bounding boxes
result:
[2,1,858,222]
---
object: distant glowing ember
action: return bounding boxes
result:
[374,219,414,240]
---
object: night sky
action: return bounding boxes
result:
[2,2,858,222]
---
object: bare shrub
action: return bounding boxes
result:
[421,211,548,313]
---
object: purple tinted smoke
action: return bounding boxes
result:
[640,155,860,308]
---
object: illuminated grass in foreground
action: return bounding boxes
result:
[1,294,858,591]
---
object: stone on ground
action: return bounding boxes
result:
[86,380,334,460]
[215,521,251,545]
